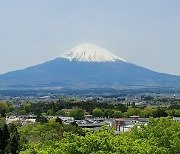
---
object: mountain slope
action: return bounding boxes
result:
[0,43,180,89]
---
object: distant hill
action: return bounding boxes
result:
[0,43,180,89]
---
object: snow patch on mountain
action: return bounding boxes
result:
[59,43,127,62]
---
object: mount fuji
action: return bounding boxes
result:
[0,43,180,89]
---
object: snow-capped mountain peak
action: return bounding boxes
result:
[59,43,126,62]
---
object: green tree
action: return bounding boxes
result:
[56,117,63,125]
[23,102,31,114]
[19,110,27,115]
[0,128,4,153]
[92,108,104,117]
[152,107,168,117]
[141,107,154,118]
[6,102,15,115]
[124,108,141,117]
[69,108,84,120]
[104,109,114,118]
[36,115,48,124]
[56,110,65,116]
[6,134,19,154]
[6,124,20,154]
[175,109,180,116]
[64,123,85,136]
[2,124,10,151]
[47,109,53,115]
[113,111,122,118]
[0,102,8,117]
[0,102,8,112]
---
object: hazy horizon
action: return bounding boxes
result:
[0,0,180,75]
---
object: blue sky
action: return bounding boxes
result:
[0,0,180,75]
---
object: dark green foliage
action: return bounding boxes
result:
[69,108,84,120]
[64,123,85,136]
[2,124,10,151]
[0,110,6,118]
[113,111,123,118]
[55,117,63,125]
[152,107,168,117]
[5,134,19,154]
[56,110,65,116]
[13,100,128,117]
[3,97,180,119]
[0,102,8,117]
[71,121,78,127]
[36,115,48,124]
[92,108,104,117]
[104,109,114,118]
[0,128,4,153]
[0,124,20,154]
